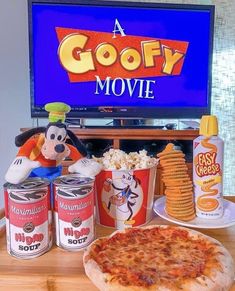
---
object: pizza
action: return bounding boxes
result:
[83,225,234,291]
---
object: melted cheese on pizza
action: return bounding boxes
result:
[87,227,222,288]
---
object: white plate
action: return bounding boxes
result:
[153,196,235,229]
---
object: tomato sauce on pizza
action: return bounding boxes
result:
[83,225,234,291]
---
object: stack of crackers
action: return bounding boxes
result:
[157,143,195,221]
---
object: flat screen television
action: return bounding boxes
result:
[28,0,215,119]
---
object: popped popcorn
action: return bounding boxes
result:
[93,149,157,170]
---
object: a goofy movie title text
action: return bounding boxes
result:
[56,20,189,100]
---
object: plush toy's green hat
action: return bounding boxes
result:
[45,102,71,123]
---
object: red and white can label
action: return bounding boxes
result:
[54,185,94,250]
[5,188,50,258]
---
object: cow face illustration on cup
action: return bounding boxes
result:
[101,171,143,226]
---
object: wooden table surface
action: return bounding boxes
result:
[1,197,235,291]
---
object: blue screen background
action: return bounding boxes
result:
[31,3,212,108]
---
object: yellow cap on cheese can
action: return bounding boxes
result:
[199,115,218,137]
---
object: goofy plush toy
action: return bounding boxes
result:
[5,102,101,184]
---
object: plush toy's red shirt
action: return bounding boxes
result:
[17,138,82,167]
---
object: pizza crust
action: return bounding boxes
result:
[83,225,234,291]
[84,258,151,291]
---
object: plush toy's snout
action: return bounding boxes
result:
[55,144,65,153]
[41,137,70,161]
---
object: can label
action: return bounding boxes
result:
[193,137,223,219]
[54,182,94,250]
[4,182,51,258]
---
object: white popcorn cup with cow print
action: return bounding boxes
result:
[95,166,157,229]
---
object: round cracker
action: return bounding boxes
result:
[167,189,194,196]
[166,198,194,204]
[166,199,194,208]
[157,149,182,157]
[166,195,194,202]
[162,172,189,178]
[159,153,185,160]
[167,201,194,207]
[166,209,195,216]
[162,168,189,174]
[161,157,185,164]
[166,204,194,211]
[164,181,192,187]
[166,194,194,200]
[168,212,196,221]
[162,165,188,171]
[165,189,194,195]
[160,161,186,167]
[166,210,195,217]
[167,182,193,189]
[163,176,191,182]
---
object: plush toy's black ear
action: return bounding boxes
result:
[66,129,88,157]
[15,127,46,147]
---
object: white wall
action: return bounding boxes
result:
[0,0,32,206]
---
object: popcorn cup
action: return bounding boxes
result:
[95,166,157,229]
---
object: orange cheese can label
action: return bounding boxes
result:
[193,136,224,219]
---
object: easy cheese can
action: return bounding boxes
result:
[193,115,224,219]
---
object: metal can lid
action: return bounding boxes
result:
[4,177,50,190]
[53,174,94,187]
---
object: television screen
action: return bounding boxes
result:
[28,0,214,119]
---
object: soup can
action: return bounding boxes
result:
[4,177,52,259]
[53,174,95,251]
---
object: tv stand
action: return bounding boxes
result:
[66,118,147,128]
[112,119,145,127]
[67,119,177,130]
[76,125,165,129]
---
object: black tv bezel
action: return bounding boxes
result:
[28,0,215,119]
